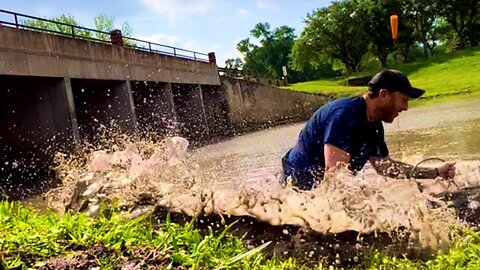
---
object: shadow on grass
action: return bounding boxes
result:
[331,46,479,86]
[391,46,479,76]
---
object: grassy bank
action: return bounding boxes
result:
[285,46,480,106]
[0,200,301,269]
[2,200,480,269]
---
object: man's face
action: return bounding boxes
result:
[378,90,409,123]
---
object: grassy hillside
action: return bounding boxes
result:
[285,46,480,105]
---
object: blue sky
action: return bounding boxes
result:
[1,0,333,65]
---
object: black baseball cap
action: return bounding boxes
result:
[368,69,425,99]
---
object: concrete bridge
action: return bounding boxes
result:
[0,16,330,196]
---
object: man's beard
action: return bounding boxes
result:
[379,106,397,123]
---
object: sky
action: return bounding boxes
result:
[0,0,333,65]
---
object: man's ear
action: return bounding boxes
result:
[378,89,389,98]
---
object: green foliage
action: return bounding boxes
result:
[224,57,244,69]
[0,200,311,269]
[236,22,309,82]
[355,0,399,67]
[93,14,135,46]
[244,0,480,77]
[363,230,480,269]
[437,0,480,49]
[286,46,480,106]
[289,34,337,81]
[22,14,92,39]
[292,1,369,74]
[22,13,135,46]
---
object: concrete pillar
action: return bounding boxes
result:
[208,52,216,64]
[131,81,178,136]
[201,84,231,139]
[0,75,81,196]
[63,78,81,143]
[171,83,208,142]
[71,79,137,142]
[121,80,138,131]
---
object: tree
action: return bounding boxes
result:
[292,1,369,73]
[437,0,480,49]
[356,0,403,67]
[224,58,243,69]
[403,0,440,57]
[23,14,92,38]
[22,14,134,45]
[290,36,336,80]
[394,3,417,63]
[93,14,134,45]
[236,22,298,80]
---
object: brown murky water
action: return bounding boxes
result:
[192,99,480,186]
[41,98,480,262]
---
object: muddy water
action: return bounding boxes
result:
[193,99,480,186]
[43,98,480,260]
[185,98,480,255]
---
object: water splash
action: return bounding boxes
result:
[44,136,480,259]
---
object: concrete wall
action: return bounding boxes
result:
[0,25,338,196]
[172,83,208,142]
[71,79,136,142]
[131,81,178,136]
[202,85,231,138]
[0,26,220,85]
[0,75,78,188]
[221,76,329,133]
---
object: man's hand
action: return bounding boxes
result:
[437,161,456,179]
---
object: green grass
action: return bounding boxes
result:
[285,46,480,106]
[0,200,316,269]
[361,230,480,270]
[3,200,480,269]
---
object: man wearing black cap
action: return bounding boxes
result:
[282,69,456,190]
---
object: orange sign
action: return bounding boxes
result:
[390,14,398,41]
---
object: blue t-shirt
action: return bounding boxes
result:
[283,96,388,187]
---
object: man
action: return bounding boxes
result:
[282,69,456,190]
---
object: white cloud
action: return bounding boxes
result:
[235,8,250,17]
[135,33,180,46]
[140,0,215,20]
[180,39,201,51]
[257,0,279,10]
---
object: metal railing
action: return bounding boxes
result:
[218,67,288,86]
[0,9,210,62]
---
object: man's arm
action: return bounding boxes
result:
[369,156,439,179]
[324,144,350,172]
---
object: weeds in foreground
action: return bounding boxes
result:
[0,200,312,269]
[2,200,480,269]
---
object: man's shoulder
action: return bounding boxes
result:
[323,96,364,116]
[308,96,364,126]
[331,96,363,109]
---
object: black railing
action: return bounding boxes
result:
[218,67,288,86]
[0,9,210,62]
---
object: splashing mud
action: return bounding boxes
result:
[43,135,480,263]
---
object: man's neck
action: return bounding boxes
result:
[362,94,378,122]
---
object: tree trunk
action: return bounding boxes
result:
[420,36,430,58]
[379,55,388,68]
[401,46,410,63]
[428,42,436,57]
